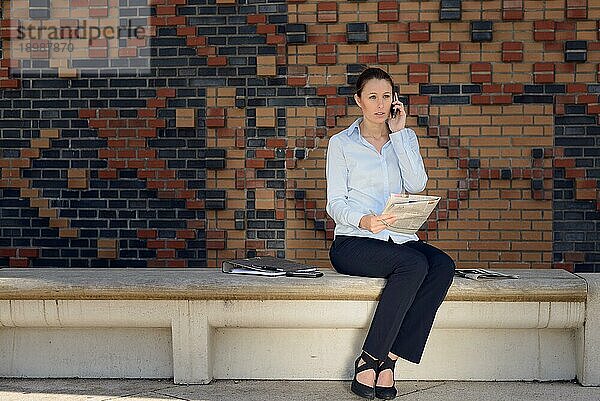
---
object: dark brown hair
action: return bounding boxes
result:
[355,67,394,96]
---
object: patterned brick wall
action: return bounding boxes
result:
[1,0,599,272]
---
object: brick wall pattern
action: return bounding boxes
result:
[0,0,599,272]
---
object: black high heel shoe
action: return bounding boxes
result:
[351,351,378,400]
[375,355,398,400]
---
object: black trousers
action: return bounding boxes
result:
[329,235,455,364]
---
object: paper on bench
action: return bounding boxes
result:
[227,267,287,277]
[454,268,520,280]
[222,256,320,278]
[380,193,441,235]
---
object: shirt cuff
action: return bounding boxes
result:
[348,210,365,230]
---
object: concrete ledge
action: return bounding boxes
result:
[0,268,587,302]
[0,268,595,385]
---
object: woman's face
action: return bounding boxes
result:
[354,78,393,125]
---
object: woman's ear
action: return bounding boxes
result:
[353,93,362,109]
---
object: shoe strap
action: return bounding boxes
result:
[378,355,397,373]
[355,351,378,374]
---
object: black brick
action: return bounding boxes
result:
[513,95,554,104]
[430,96,470,105]
[347,23,368,43]
[468,159,480,169]
[471,21,493,42]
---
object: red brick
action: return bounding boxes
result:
[137,229,157,239]
[502,42,523,51]
[266,34,285,44]
[409,22,429,31]
[99,170,117,179]
[177,26,196,36]
[255,149,275,158]
[317,86,337,96]
[317,2,337,22]
[576,179,597,189]
[206,118,226,128]
[166,16,185,25]
[0,249,17,257]
[326,97,345,106]
[166,260,186,267]
[587,104,600,114]
[245,240,266,249]
[317,55,337,65]
[502,51,522,62]
[409,32,430,42]
[440,42,460,63]
[177,230,196,239]
[247,14,266,24]
[0,80,20,88]
[533,31,555,42]
[358,55,378,64]
[503,84,523,93]
[257,24,276,34]
[166,240,186,249]
[157,88,176,97]
[206,240,226,250]
[491,95,512,104]
[409,95,429,104]
[503,10,523,20]
[471,62,492,72]
[207,230,226,239]
[566,8,586,19]
[9,258,29,267]
[409,63,429,73]
[157,249,176,258]
[408,72,428,84]
[187,36,206,46]
[316,44,335,53]
[266,138,287,148]
[147,240,167,249]
[317,1,337,11]
[208,56,227,66]
[186,200,205,209]
[566,168,586,178]
[207,107,225,117]
[156,5,176,15]
[147,98,166,108]
[377,43,398,64]
[378,1,398,22]
[472,73,492,83]
[535,20,555,30]
[246,159,265,168]
[554,158,575,168]
[534,63,554,84]
[472,95,491,105]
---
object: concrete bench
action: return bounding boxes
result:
[0,268,598,386]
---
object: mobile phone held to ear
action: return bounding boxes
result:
[390,92,399,118]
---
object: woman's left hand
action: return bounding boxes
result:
[387,92,406,132]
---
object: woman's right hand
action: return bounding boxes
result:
[359,213,397,234]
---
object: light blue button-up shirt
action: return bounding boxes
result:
[326,117,428,244]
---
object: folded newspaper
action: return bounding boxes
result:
[454,268,520,280]
[380,193,441,235]
[222,256,323,278]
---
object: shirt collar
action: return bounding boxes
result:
[346,117,363,138]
